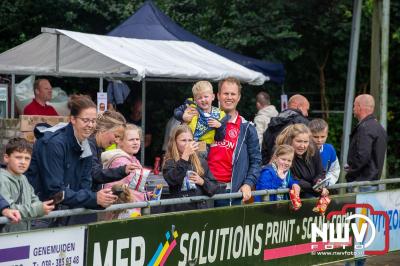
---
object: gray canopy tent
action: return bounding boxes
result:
[0,27,268,163]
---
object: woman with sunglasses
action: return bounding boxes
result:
[27,95,117,226]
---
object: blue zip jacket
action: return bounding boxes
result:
[26,123,98,209]
[0,194,9,212]
[0,194,9,230]
[230,117,262,192]
[254,164,298,202]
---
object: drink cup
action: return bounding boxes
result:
[186,170,197,190]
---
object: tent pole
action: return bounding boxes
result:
[141,79,146,166]
[99,77,103,92]
[11,74,15,118]
[339,0,362,193]
[56,34,60,73]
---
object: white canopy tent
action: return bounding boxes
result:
[0,28,268,84]
[0,28,268,163]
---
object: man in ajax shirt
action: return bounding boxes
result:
[207,77,261,206]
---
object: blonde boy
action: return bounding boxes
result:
[0,138,54,232]
[174,81,228,144]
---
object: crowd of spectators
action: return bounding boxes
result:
[0,77,388,233]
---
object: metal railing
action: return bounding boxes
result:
[1,178,400,225]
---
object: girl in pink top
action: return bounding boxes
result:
[101,124,147,219]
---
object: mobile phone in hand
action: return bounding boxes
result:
[49,191,64,205]
[197,141,207,152]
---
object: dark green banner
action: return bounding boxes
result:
[87,195,356,266]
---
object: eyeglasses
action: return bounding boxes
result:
[76,117,97,125]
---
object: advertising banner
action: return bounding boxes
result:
[356,189,400,254]
[0,226,85,266]
[97,92,107,113]
[87,195,356,266]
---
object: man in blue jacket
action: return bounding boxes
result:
[207,77,261,206]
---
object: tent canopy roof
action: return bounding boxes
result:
[109,0,285,84]
[0,28,268,85]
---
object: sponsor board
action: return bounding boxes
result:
[0,226,85,266]
[87,195,357,265]
[356,189,400,254]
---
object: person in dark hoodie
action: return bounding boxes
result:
[261,94,310,165]
[27,95,117,226]
[88,110,140,191]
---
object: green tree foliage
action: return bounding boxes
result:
[0,0,140,52]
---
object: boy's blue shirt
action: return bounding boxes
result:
[320,143,337,171]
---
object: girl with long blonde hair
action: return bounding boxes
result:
[163,124,218,212]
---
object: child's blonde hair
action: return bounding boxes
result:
[192,81,213,97]
[164,124,204,176]
[115,123,142,142]
[271,144,295,163]
[95,110,126,133]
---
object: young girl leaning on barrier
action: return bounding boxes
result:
[254,144,302,210]
[100,124,148,220]
[162,124,218,212]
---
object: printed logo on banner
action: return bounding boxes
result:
[148,228,179,266]
[311,203,390,256]
[92,227,179,266]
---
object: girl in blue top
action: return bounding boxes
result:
[255,144,301,205]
